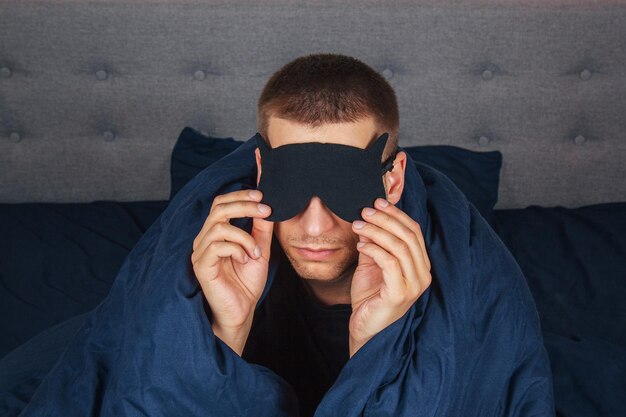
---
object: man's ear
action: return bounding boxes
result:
[255,147,262,187]
[384,151,407,205]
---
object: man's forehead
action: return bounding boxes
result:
[266,116,380,150]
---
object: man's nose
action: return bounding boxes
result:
[297,196,336,236]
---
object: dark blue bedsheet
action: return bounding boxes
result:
[0,201,168,358]
[0,136,553,416]
[495,204,626,417]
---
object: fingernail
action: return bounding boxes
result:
[254,245,261,258]
[249,190,262,199]
[376,198,389,208]
[353,220,365,229]
[258,203,269,213]
[363,207,375,216]
[357,242,365,248]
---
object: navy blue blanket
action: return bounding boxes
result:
[7,135,554,416]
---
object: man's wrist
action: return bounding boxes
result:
[348,335,368,358]
[211,315,254,356]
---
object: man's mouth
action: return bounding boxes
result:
[296,247,339,260]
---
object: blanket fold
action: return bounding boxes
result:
[6,134,554,416]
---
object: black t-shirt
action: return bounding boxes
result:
[242,248,352,417]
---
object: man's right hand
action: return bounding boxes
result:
[191,189,274,356]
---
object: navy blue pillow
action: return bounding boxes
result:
[402,145,501,226]
[0,201,168,359]
[170,127,502,226]
[494,203,626,417]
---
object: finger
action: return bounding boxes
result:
[374,198,431,271]
[355,242,406,304]
[193,240,250,283]
[358,233,373,243]
[210,189,263,211]
[211,199,272,225]
[193,191,268,252]
[355,213,420,279]
[193,189,263,251]
[354,217,418,289]
[355,233,376,267]
[192,221,260,264]
[251,215,274,262]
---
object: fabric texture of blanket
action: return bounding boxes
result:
[5,134,555,416]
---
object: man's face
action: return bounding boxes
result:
[254,115,391,284]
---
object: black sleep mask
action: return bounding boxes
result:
[254,132,397,223]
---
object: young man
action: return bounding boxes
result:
[191,53,430,415]
[190,53,554,417]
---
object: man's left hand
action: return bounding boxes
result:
[349,197,432,357]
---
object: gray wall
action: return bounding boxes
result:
[1,0,625,208]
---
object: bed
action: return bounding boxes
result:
[1,1,625,416]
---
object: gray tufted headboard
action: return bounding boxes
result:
[1,0,625,208]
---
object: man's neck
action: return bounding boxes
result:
[300,265,355,306]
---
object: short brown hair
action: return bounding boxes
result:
[257,53,400,162]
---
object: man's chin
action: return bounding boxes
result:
[286,250,357,283]
[290,261,335,282]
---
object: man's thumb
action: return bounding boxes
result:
[251,217,274,259]
[357,234,375,265]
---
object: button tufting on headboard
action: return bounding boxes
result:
[579,69,592,81]
[0,1,624,207]
[103,130,116,142]
[382,68,393,79]
[478,135,491,146]
[8,132,21,143]
[95,70,108,81]
[481,69,494,81]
